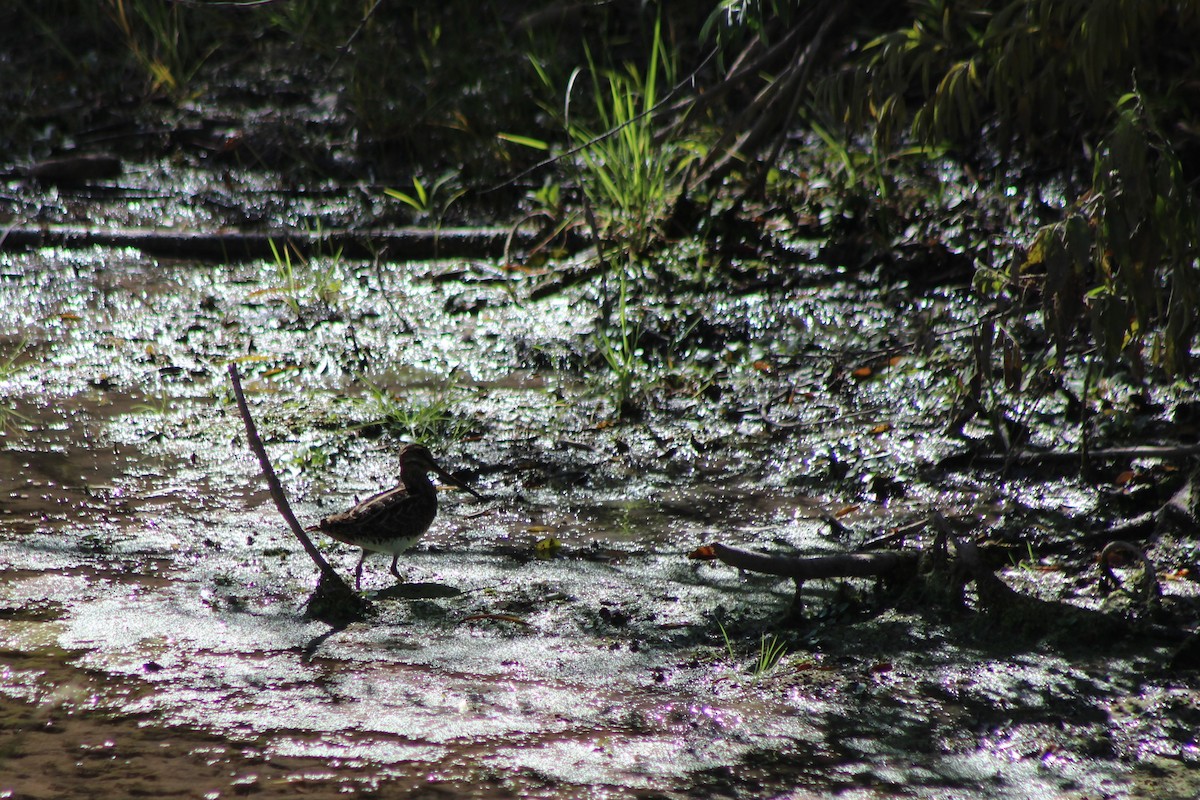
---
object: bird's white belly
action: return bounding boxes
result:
[357,535,421,556]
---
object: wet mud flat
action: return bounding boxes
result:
[1,249,1199,799]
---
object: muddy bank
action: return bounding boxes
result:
[1,245,1198,799]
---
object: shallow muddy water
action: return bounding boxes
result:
[1,248,1198,798]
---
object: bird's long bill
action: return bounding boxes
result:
[433,463,485,499]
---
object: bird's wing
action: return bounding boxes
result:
[319,484,411,528]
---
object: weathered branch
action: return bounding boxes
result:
[710,542,917,581]
[702,529,1189,645]
[705,542,918,617]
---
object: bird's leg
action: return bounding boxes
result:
[390,553,403,582]
[354,550,366,591]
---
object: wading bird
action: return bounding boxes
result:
[309,443,483,589]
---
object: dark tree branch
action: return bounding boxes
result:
[227,363,363,615]
[966,441,1200,466]
[680,0,843,198]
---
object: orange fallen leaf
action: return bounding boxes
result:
[1114,469,1136,486]
[689,545,717,560]
[869,422,892,435]
[501,262,539,274]
[852,366,873,379]
[834,504,860,519]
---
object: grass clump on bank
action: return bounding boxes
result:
[358,380,478,450]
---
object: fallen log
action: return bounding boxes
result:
[0,222,585,263]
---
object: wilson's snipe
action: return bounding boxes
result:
[310,443,483,589]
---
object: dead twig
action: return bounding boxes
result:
[327,0,384,77]
[858,518,930,551]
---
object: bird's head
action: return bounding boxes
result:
[400,443,485,499]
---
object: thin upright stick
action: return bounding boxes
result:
[227,362,349,590]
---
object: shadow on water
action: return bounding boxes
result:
[372,582,464,600]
